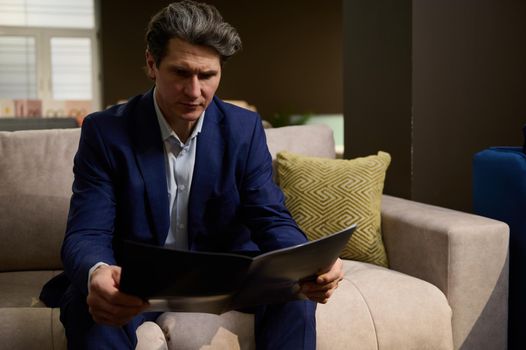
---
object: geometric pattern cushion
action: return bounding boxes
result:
[276,151,391,267]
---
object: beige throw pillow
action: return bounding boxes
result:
[277,151,391,267]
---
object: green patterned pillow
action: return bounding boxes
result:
[276,151,391,267]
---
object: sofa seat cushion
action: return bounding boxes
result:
[156,260,453,350]
[0,307,65,350]
[0,271,67,349]
[0,270,63,307]
[316,260,453,350]
[157,310,255,350]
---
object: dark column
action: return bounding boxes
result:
[343,0,413,199]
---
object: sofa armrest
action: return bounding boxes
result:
[380,194,509,350]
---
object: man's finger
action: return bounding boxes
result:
[316,259,344,284]
[105,290,147,307]
[90,266,146,307]
[304,289,335,304]
[301,279,339,294]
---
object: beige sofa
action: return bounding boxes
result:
[0,124,508,349]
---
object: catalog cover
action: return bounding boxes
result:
[116,225,355,314]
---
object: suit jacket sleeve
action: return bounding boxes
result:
[239,115,308,251]
[61,115,118,295]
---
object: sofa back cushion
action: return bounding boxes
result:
[264,124,336,181]
[0,128,80,271]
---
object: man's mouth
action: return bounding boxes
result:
[181,102,201,108]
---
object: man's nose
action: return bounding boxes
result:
[184,75,201,98]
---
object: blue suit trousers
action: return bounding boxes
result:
[61,286,316,349]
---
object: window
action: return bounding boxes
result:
[51,37,93,100]
[0,0,94,28]
[0,36,37,99]
[0,0,100,117]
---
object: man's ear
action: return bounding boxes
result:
[145,50,156,80]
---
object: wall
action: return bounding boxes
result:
[344,0,526,212]
[98,0,343,119]
[412,0,526,210]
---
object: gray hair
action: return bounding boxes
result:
[146,0,242,66]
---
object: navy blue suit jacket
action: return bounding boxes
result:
[61,89,307,295]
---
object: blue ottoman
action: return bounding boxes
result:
[473,126,526,350]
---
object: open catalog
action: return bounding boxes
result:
[115,225,355,314]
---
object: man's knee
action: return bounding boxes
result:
[60,285,158,350]
[255,300,317,350]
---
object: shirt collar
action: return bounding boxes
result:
[153,87,205,144]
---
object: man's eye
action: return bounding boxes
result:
[175,70,191,78]
[199,73,215,80]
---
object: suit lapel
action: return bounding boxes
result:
[129,90,170,245]
[188,99,225,247]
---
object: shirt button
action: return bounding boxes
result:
[179,185,186,191]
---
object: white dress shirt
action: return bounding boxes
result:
[153,88,204,249]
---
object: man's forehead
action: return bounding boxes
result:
[161,38,220,69]
[168,38,220,58]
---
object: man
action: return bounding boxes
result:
[53,1,343,348]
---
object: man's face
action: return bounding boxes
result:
[146,38,221,123]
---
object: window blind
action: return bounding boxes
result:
[0,36,37,99]
[0,0,94,28]
[51,37,92,100]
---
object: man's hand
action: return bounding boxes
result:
[87,265,149,326]
[300,258,344,304]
